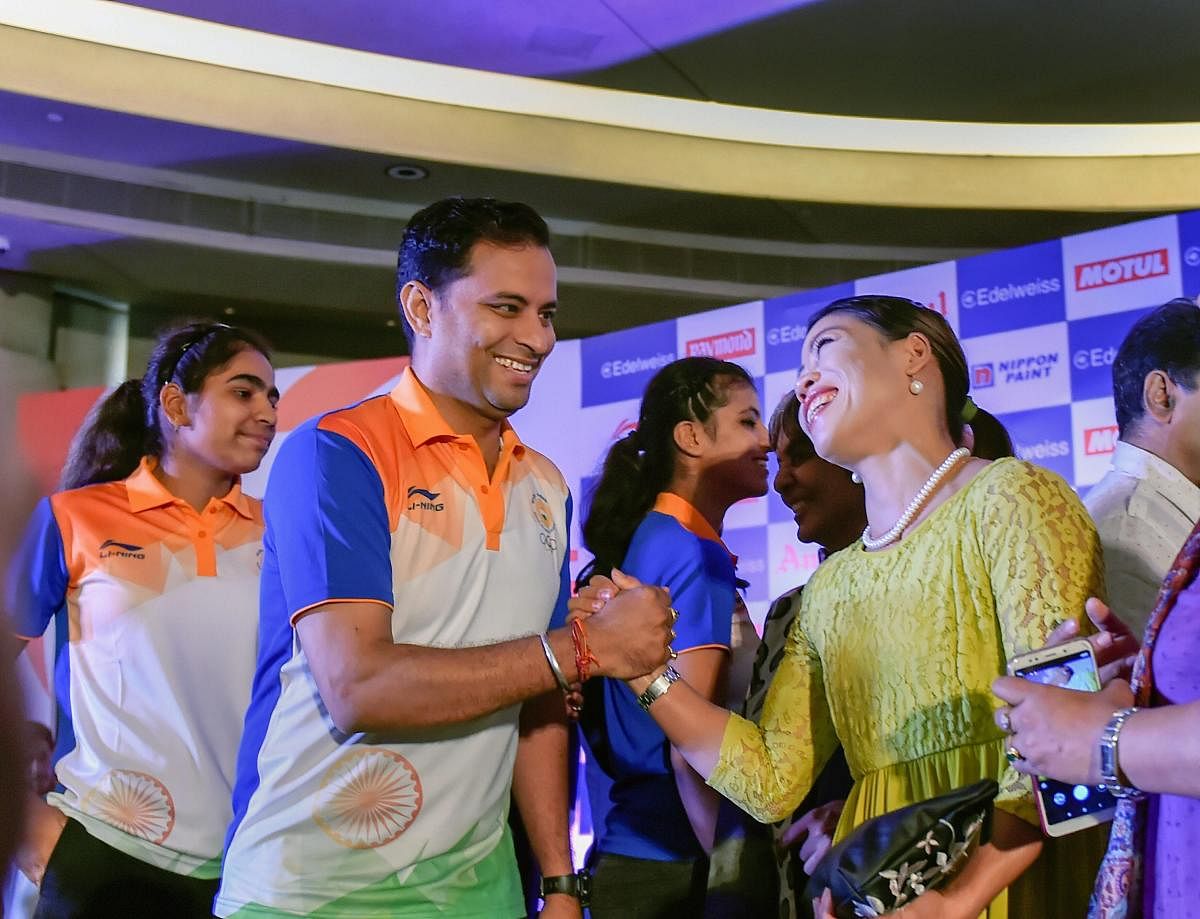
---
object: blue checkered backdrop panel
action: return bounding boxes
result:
[524,211,1200,628]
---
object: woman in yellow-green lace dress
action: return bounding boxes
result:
[584,296,1107,919]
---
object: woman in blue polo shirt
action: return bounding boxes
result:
[577,356,769,918]
[9,321,277,919]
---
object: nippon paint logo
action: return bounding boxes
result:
[1074,249,1169,291]
[972,363,995,388]
[1084,424,1120,456]
[685,328,756,360]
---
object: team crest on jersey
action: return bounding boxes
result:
[530,493,558,551]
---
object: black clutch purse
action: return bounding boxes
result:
[804,779,999,918]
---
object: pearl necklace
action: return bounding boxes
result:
[861,447,970,551]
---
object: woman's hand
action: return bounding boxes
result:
[1044,597,1140,684]
[811,888,950,919]
[566,574,620,623]
[991,676,1135,784]
[780,799,844,874]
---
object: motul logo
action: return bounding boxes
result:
[685,328,756,360]
[1074,249,1169,291]
[1084,424,1119,456]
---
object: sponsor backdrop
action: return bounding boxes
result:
[13,211,1200,858]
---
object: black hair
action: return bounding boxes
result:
[1112,298,1200,438]
[806,295,970,443]
[578,357,754,586]
[61,321,272,490]
[395,197,551,347]
[966,406,1014,460]
[768,388,816,468]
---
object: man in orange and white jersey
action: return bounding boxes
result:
[217,198,674,919]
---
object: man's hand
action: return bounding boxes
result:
[537,893,583,919]
[1044,597,1140,684]
[16,796,66,886]
[780,799,844,874]
[991,676,1135,784]
[583,570,673,681]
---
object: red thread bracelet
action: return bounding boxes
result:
[572,618,600,683]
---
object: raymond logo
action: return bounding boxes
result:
[685,328,756,360]
[1074,249,1169,291]
[1084,425,1119,456]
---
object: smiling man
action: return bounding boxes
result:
[215,198,673,919]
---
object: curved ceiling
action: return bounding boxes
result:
[0,0,1195,357]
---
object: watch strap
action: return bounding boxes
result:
[636,665,681,712]
[539,870,591,907]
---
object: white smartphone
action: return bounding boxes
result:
[1006,638,1118,837]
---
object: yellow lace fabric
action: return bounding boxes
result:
[709,458,1109,917]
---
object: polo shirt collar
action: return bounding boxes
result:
[652,492,737,565]
[126,456,255,519]
[389,366,525,457]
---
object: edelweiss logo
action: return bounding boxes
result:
[685,328,756,360]
[406,486,445,512]
[1074,248,1169,291]
[610,419,637,442]
[99,539,146,560]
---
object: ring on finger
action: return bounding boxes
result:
[1005,745,1025,763]
[668,646,678,660]
[669,606,679,623]
[996,709,1012,733]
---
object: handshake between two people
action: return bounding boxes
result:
[569,569,676,683]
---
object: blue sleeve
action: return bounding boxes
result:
[624,520,735,651]
[5,497,68,639]
[264,424,393,619]
[548,492,573,630]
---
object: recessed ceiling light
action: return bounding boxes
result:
[385,163,428,181]
[46,112,64,123]
[223,306,236,316]
[385,318,397,327]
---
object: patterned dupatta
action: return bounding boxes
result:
[1089,520,1200,918]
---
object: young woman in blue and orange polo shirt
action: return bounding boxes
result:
[577,356,769,918]
[8,322,277,919]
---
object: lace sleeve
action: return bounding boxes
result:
[707,611,839,823]
[982,461,1106,819]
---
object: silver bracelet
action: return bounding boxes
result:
[1098,706,1144,798]
[636,665,681,712]
[539,632,571,694]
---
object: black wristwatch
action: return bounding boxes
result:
[538,870,591,908]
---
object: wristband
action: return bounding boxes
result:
[538,633,571,694]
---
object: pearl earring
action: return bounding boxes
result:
[909,378,924,395]
[851,471,862,484]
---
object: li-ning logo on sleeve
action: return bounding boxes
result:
[99,539,146,560]
[406,486,445,512]
[530,493,558,551]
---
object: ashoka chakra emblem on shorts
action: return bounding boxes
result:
[313,749,423,849]
[82,770,176,844]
